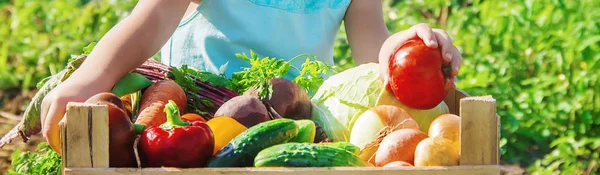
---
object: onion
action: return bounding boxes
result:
[428,114,461,149]
[377,89,449,132]
[375,128,428,166]
[349,105,419,164]
[414,137,459,166]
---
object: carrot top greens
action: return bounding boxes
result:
[232,50,332,98]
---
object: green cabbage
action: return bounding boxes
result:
[311,63,449,134]
[311,63,383,134]
[310,103,348,142]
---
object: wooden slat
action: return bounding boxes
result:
[64,166,500,175]
[496,114,501,163]
[63,103,92,168]
[454,89,469,114]
[61,102,110,168]
[459,96,498,165]
[60,118,67,174]
[443,88,457,115]
[90,103,110,168]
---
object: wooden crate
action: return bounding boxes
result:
[60,88,501,175]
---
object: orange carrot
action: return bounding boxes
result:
[135,101,167,127]
[135,80,187,128]
[182,113,206,122]
[139,80,187,112]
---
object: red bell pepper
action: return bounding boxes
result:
[139,100,214,168]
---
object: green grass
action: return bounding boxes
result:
[1,0,599,173]
[0,0,137,92]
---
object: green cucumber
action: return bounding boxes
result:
[207,119,298,167]
[291,120,316,143]
[254,143,367,167]
[321,142,360,155]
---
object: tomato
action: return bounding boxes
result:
[388,38,451,110]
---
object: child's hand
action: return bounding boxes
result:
[378,23,463,90]
[40,72,114,154]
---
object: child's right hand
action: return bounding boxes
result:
[378,23,463,90]
[40,72,114,154]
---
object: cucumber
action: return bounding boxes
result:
[291,120,316,143]
[321,142,360,155]
[207,119,298,167]
[254,143,367,167]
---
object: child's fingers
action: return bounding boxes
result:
[433,29,454,63]
[411,23,438,48]
[40,93,52,138]
[445,77,456,91]
[379,23,440,83]
[43,99,67,153]
[449,46,463,76]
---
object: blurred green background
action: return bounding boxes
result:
[0,0,599,174]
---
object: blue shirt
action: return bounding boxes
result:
[160,0,351,79]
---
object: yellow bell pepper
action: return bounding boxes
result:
[207,116,248,155]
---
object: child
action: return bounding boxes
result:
[40,0,463,151]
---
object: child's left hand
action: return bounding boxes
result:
[378,23,462,90]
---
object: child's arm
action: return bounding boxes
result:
[40,0,192,153]
[343,0,389,65]
[80,1,191,86]
[344,1,462,88]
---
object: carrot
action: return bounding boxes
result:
[135,80,187,128]
[139,80,187,112]
[182,113,206,122]
[135,101,167,128]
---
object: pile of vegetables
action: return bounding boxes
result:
[3,38,470,168]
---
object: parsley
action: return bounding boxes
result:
[293,57,333,95]
[232,50,332,98]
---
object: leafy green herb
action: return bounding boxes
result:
[293,57,333,96]
[232,50,332,98]
[232,50,290,98]
[8,142,62,175]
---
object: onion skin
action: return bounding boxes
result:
[428,114,461,148]
[351,105,420,148]
[376,89,449,132]
[428,114,461,141]
[351,105,420,164]
[414,137,459,166]
[375,128,428,166]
